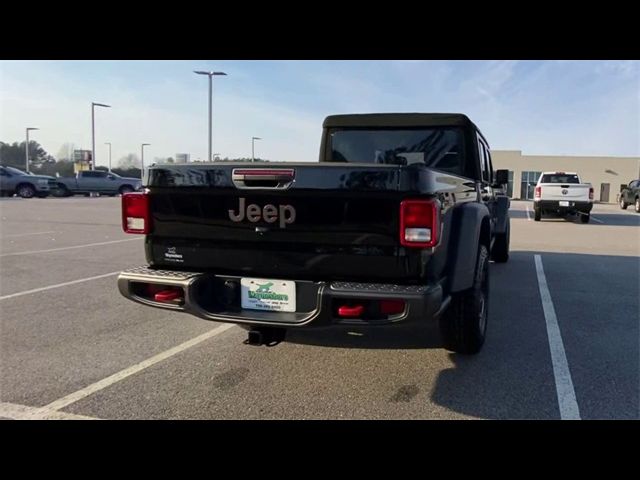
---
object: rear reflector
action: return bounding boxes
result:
[380,299,405,315]
[122,192,151,234]
[400,199,439,248]
[337,304,364,318]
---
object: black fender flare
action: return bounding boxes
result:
[447,202,491,293]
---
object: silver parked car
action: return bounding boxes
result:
[55,170,143,197]
[0,166,58,198]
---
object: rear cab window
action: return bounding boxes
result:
[327,127,467,177]
[541,174,580,184]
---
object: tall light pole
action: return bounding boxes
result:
[252,137,262,162]
[194,70,227,162]
[25,127,39,173]
[141,143,150,178]
[105,142,112,172]
[91,102,111,171]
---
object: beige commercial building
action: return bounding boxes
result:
[491,150,640,203]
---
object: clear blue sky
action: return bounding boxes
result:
[1,60,638,168]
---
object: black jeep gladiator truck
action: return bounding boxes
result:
[118,113,510,354]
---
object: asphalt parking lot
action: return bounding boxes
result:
[0,197,638,419]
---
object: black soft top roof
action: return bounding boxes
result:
[323,113,476,129]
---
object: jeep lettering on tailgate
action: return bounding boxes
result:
[228,197,296,228]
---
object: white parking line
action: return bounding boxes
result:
[590,216,604,224]
[0,271,121,301]
[0,237,141,257]
[0,402,98,420]
[43,323,236,412]
[534,255,581,420]
[1,231,56,238]
[526,206,532,221]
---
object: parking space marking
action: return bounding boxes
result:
[43,323,237,413]
[534,255,581,420]
[590,216,604,224]
[0,402,98,420]
[1,231,56,238]
[0,271,121,301]
[0,237,141,257]
[526,206,532,221]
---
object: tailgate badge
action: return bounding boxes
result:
[229,197,296,228]
[562,189,568,195]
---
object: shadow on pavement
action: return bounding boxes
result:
[588,212,640,226]
[429,251,639,419]
[289,250,638,419]
[286,323,443,350]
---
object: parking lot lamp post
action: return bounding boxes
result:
[141,143,150,178]
[91,102,111,171]
[194,70,227,162]
[105,142,112,172]
[252,137,261,162]
[25,127,39,173]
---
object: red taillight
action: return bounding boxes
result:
[122,192,151,234]
[535,186,542,199]
[399,199,439,248]
[589,187,594,200]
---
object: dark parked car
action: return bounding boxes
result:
[619,179,640,213]
[0,166,58,198]
[117,113,510,355]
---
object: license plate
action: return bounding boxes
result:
[241,278,296,312]
[559,201,569,207]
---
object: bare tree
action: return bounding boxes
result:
[118,153,141,169]
[57,143,76,162]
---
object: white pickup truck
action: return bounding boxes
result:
[533,172,593,223]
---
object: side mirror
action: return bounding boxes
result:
[494,169,509,186]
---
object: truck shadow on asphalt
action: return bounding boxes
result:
[429,251,639,419]
[509,205,640,226]
[286,324,443,349]
[586,213,640,226]
[288,251,639,419]
[542,213,639,226]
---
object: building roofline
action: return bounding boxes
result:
[492,150,640,160]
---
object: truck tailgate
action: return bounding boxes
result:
[144,163,429,282]
[539,184,591,201]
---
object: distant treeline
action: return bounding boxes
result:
[1,140,277,178]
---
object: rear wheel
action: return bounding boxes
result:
[16,184,35,198]
[52,185,71,197]
[580,213,590,223]
[439,244,489,355]
[119,185,134,195]
[620,196,628,209]
[491,221,509,263]
[534,206,541,221]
